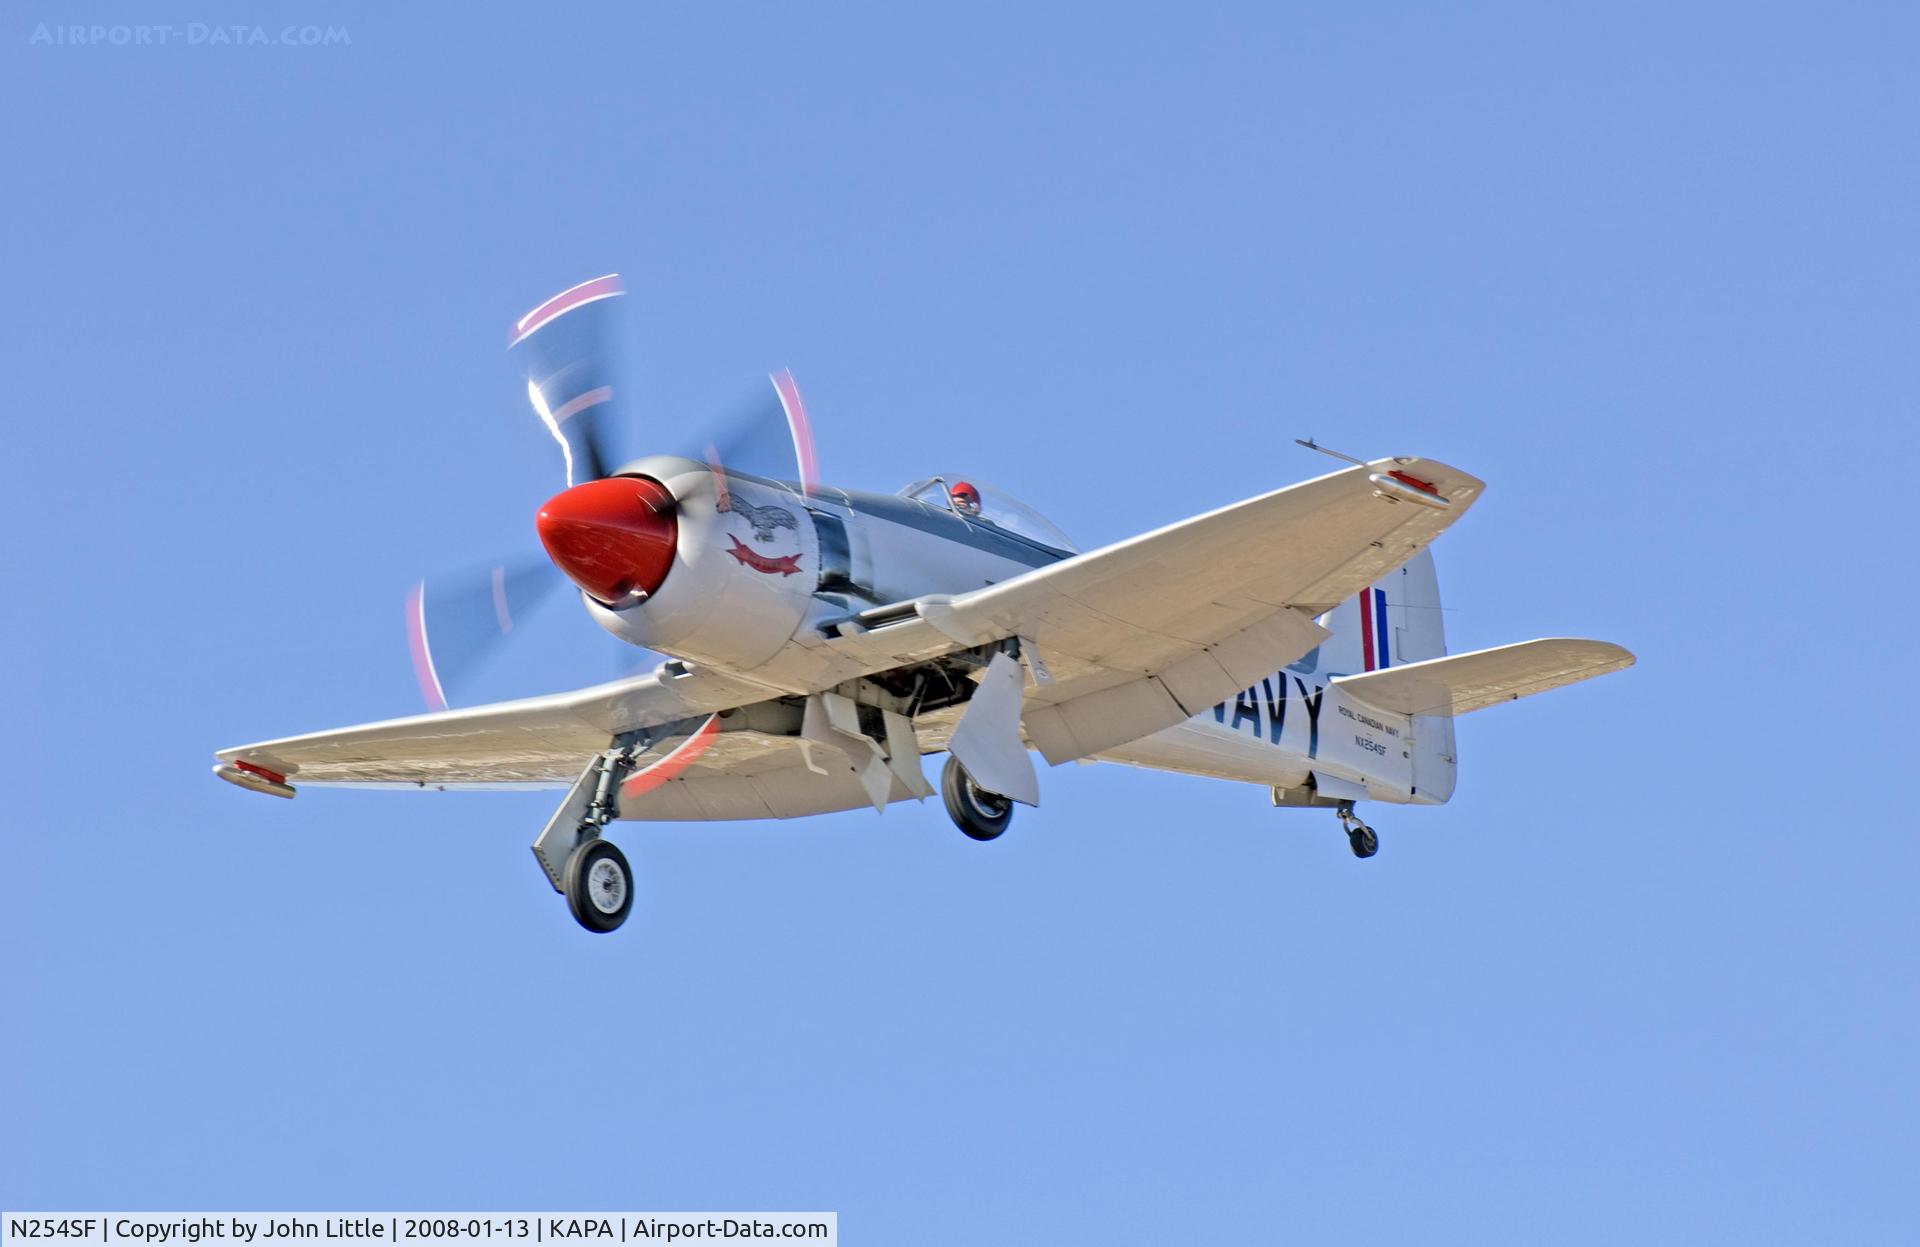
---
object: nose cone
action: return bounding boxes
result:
[536,476,678,604]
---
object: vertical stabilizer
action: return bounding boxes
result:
[1306,548,1446,674]
[1302,549,1458,803]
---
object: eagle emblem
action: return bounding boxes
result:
[717,493,798,542]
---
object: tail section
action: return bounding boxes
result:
[1301,549,1459,804]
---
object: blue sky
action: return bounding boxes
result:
[4,2,1916,1241]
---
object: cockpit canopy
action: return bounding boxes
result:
[899,476,1078,552]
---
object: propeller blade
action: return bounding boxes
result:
[768,368,819,498]
[510,274,628,486]
[405,556,568,711]
[678,368,821,508]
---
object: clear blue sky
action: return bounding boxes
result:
[5,3,1916,1241]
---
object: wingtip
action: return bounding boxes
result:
[212,759,297,799]
[1353,457,1487,512]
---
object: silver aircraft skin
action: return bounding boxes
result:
[214,275,1634,933]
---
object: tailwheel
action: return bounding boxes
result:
[1337,801,1379,860]
[564,837,634,933]
[942,755,1013,842]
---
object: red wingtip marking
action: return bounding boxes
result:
[235,759,287,786]
[1387,470,1438,495]
[620,715,722,800]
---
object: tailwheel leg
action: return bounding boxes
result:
[1337,800,1379,859]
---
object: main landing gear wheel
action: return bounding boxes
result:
[942,755,1013,842]
[564,837,633,933]
[1337,801,1379,860]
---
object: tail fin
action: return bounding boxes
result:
[1301,549,1459,803]
[1306,547,1447,674]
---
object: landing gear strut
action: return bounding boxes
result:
[1337,801,1379,859]
[534,738,649,934]
[942,755,1013,841]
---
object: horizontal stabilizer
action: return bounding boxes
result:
[1331,638,1633,717]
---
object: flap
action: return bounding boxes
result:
[1311,771,1371,803]
[618,730,927,820]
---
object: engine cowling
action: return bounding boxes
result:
[539,455,820,672]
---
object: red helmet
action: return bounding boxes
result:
[950,480,980,503]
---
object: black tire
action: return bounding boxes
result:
[941,755,1013,842]
[1348,825,1379,859]
[564,838,634,933]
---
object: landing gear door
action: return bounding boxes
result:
[531,757,606,893]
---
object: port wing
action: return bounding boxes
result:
[214,665,774,788]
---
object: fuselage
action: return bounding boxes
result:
[1102,669,1447,807]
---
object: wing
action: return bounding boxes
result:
[214,665,776,788]
[1332,638,1635,716]
[827,456,1484,762]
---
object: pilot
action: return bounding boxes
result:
[950,480,982,518]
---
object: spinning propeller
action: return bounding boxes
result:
[404,274,820,711]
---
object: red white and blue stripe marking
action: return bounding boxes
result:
[1357,586,1391,671]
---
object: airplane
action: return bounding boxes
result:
[213,274,1635,933]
